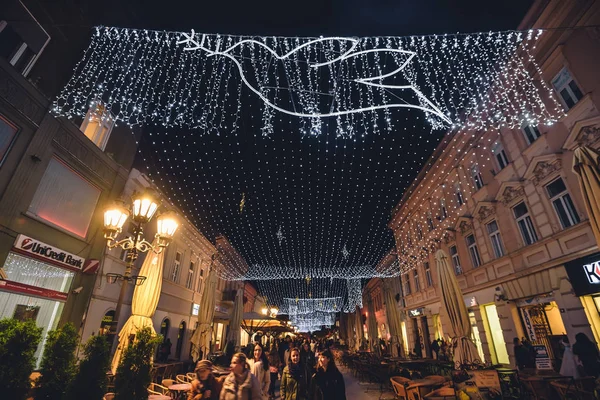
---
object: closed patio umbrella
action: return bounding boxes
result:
[190,264,218,360]
[435,249,480,368]
[225,288,244,350]
[354,305,364,351]
[346,312,355,350]
[573,145,600,246]
[366,296,379,355]
[111,248,165,373]
[383,279,403,358]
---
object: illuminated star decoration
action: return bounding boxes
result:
[239,192,246,214]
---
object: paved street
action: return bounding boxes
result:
[340,367,392,400]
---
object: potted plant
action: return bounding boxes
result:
[36,322,79,400]
[114,327,161,400]
[65,334,111,400]
[0,318,42,400]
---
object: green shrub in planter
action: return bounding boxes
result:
[0,318,42,400]
[114,327,161,400]
[65,334,111,400]
[36,322,79,400]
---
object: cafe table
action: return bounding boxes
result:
[148,395,170,400]
[168,382,192,399]
[407,377,447,399]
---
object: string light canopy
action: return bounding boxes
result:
[52,26,564,316]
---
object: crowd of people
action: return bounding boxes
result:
[188,336,347,400]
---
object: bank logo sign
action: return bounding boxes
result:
[14,234,85,270]
[583,260,600,284]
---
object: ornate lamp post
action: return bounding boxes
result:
[261,305,279,319]
[102,188,179,344]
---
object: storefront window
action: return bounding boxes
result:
[3,252,74,291]
[469,311,485,362]
[484,304,509,364]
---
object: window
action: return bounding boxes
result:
[492,142,509,170]
[545,177,580,228]
[28,157,101,238]
[522,124,542,145]
[486,220,505,258]
[413,269,420,292]
[416,223,423,241]
[171,252,182,283]
[471,165,484,191]
[450,245,462,275]
[403,274,411,295]
[0,115,18,164]
[0,22,36,75]
[455,184,464,206]
[552,67,583,110]
[513,202,538,246]
[440,198,448,220]
[424,262,433,287]
[80,102,115,151]
[427,212,435,231]
[466,234,482,268]
[185,261,195,290]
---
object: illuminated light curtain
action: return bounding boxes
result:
[383,279,403,358]
[573,146,600,247]
[435,249,480,368]
[190,265,218,360]
[225,288,244,349]
[354,305,364,351]
[111,247,165,373]
[366,296,379,355]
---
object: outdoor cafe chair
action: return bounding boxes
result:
[176,374,188,383]
[102,393,115,400]
[161,378,176,387]
[148,383,170,395]
[550,380,596,400]
[186,372,196,381]
[390,376,411,400]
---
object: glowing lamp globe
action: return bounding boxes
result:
[156,211,179,247]
[261,307,268,316]
[132,188,159,223]
[103,202,130,240]
[270,307,278,317]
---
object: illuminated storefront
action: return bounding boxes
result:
[565,252,600,345]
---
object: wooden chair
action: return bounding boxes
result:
[390,376,411,400]
[103,393,115,400]
[550,380,596,400]
[520,376,552,400]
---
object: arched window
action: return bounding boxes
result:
[175,321,186,360]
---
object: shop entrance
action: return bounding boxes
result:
[518,300,566,366]
[412,318,422,357]
[175,321,186,360]
[421,316,432,358]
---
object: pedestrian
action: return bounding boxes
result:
[308,349,346,400]
[573,332,600,378]
[248,344,270,400]
[267,346,281,400]
[280,348,308,400]
[220,352,262,400]
[300,342,315,382]
[513,338,530,371]
[188,360,220,400]
[559,337,580,378]
[431,339,440,360]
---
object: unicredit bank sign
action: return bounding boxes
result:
[565,252,600,296]
[13,234,85,270]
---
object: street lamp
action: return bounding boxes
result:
[103,188,179,345]
[261,305,279,318]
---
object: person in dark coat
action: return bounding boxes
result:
[573,332,600,377]
[188,360,220,400]
[309,349,346,400]
[513,338,531,370]
[281,348,308,400]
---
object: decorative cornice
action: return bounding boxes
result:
[458,219,473,235]
[500,185,525,206]
[579,125,600,147]
[476,205,496,222]
[530,159,562,186]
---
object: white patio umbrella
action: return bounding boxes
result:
[354,305,364,351]
[573,145,600,247]
[383,279,403,357]
[225,288,244,349]
[366,297,379,355]
[190,265,218,360]
[111,248,165,373]
[346,312,355,350]
[435,249,480,368]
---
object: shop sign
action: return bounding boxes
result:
[533,345,552,370]
[520,308,537,341]
[13,234,85,270]
[192,303,200,316]
[564,252,600,296]
[0,280,68,301]
[409,308,423,317]
[82,259,100,274]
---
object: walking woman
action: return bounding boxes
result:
[220,352,262,400]
[309,349,346,400]
[573,332,600,377]
[267,346,281,400]
[248,344,270,399]
[281,347,308,400]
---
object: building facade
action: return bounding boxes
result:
[0,1,138,365]
[388,0,600,368]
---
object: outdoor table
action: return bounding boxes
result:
[407,377,446,399]
[423,387,456,399]
[169,383,191,400]
[148,395,171,400]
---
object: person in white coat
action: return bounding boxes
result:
[248,344,270,400]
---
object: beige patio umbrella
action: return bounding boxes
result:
[435,249,480,368]
[345,312,355,350]
[573,145,600,246]
[383,279,403,357]
[225,288,244,349]
[111,248,165,373]
[354,305,364,351]
[366,296,379,355]
[338,313,347,342]
[190,265,218,360]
